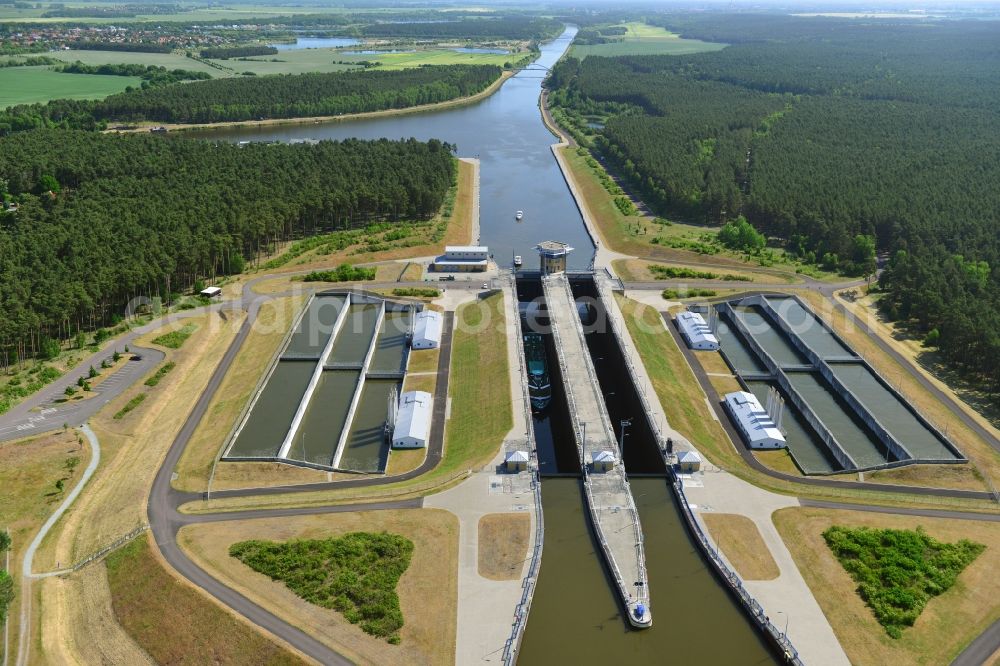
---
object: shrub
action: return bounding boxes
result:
[823,525,984,637]
[113,392,146,419]
[144,361,176,387]
[152,324,197,349]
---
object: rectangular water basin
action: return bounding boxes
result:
[284,295,347,358]
[226,361,315,458]
[765,297,853,358]
[328,303,381,365]
[369,310,412,374]
[785,372,889,468]
[732,306,809,367]
[715,319,767,375]
[285,370,360,466]
[829,364,958,460]
[337,379,398,472]
[746,380,841,474]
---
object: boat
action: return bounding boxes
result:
[523,333,551,411]
[514,255,523,267]
[515,210,524,221]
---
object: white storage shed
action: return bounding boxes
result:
[411,310,443,349]
[724,391,786,449]
[392,391,432,449]
[676,311,719,350]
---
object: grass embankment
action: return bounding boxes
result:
[231,532,413,642]
[701,513,779,581]
[181,293,510,513]
[178,509,458,664]
[0,429,89,662]
[105,535,306,665]
[478,513,530,581]
[613,294,997,511]
[774,507,1000,664]
[0,66,141,107]
[569,21,726,58]
[249,156,474,290]
[33,312,241,572]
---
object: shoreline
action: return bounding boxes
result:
[108,70,514,135]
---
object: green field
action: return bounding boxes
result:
[569,22,726,58]
[347,48,516,70]
[47,50,222,76]
[0,66,141,108]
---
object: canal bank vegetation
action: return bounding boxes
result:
[0,131,454,367]
[105,534,306,665]
[774,506,1000,664]
[177,509,458,664]
[230,532,414,642]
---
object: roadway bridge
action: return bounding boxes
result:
[542,272,651,628]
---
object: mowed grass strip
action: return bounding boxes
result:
[443,293,512,474]
[0,67,141,107]
[478,513,530,581]
[105,534,306,665]
[701,513,779,581]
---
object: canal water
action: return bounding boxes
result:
[189,27,596,270]
[197,27,773,661]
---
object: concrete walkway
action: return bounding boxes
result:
[425,279,540,664]
[681,471,850,665]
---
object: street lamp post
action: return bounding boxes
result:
[619,418,632,459]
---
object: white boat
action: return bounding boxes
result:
[515,210,524,220]
[514,255,523,266]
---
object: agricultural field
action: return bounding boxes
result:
[46,50,221,76]
[569,22,726,58]
[0,67,140,107]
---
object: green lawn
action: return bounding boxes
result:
[151,323,197,350]
[0,67,141,108]
[570,21,726,58]
[349,49,515,70]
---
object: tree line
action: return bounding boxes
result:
[0,131,456,363]
[549,16,1000,403]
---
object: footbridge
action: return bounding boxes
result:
[542,273,651,627]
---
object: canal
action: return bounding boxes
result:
[189,27,595,270]
[194,26,773,663]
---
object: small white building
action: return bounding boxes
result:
[504,450,530,473]
[676,311,719,350]
[432,245,489,272]
[411,310,442,349]
[676,450,703,473]
[724,391,786,449]
[392,390,432,449]
[200,286,223,298]
[591,450,617,472]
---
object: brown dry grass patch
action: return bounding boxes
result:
[106,535,306,665]
[773,506,1000,665]
[701,513,779,581]
[178,509,458,665]
[402,373,437,394]
[0,429,88,661]
[477,513,530,581]
[209,461,330,491]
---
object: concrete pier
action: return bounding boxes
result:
[542,273,651,627]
